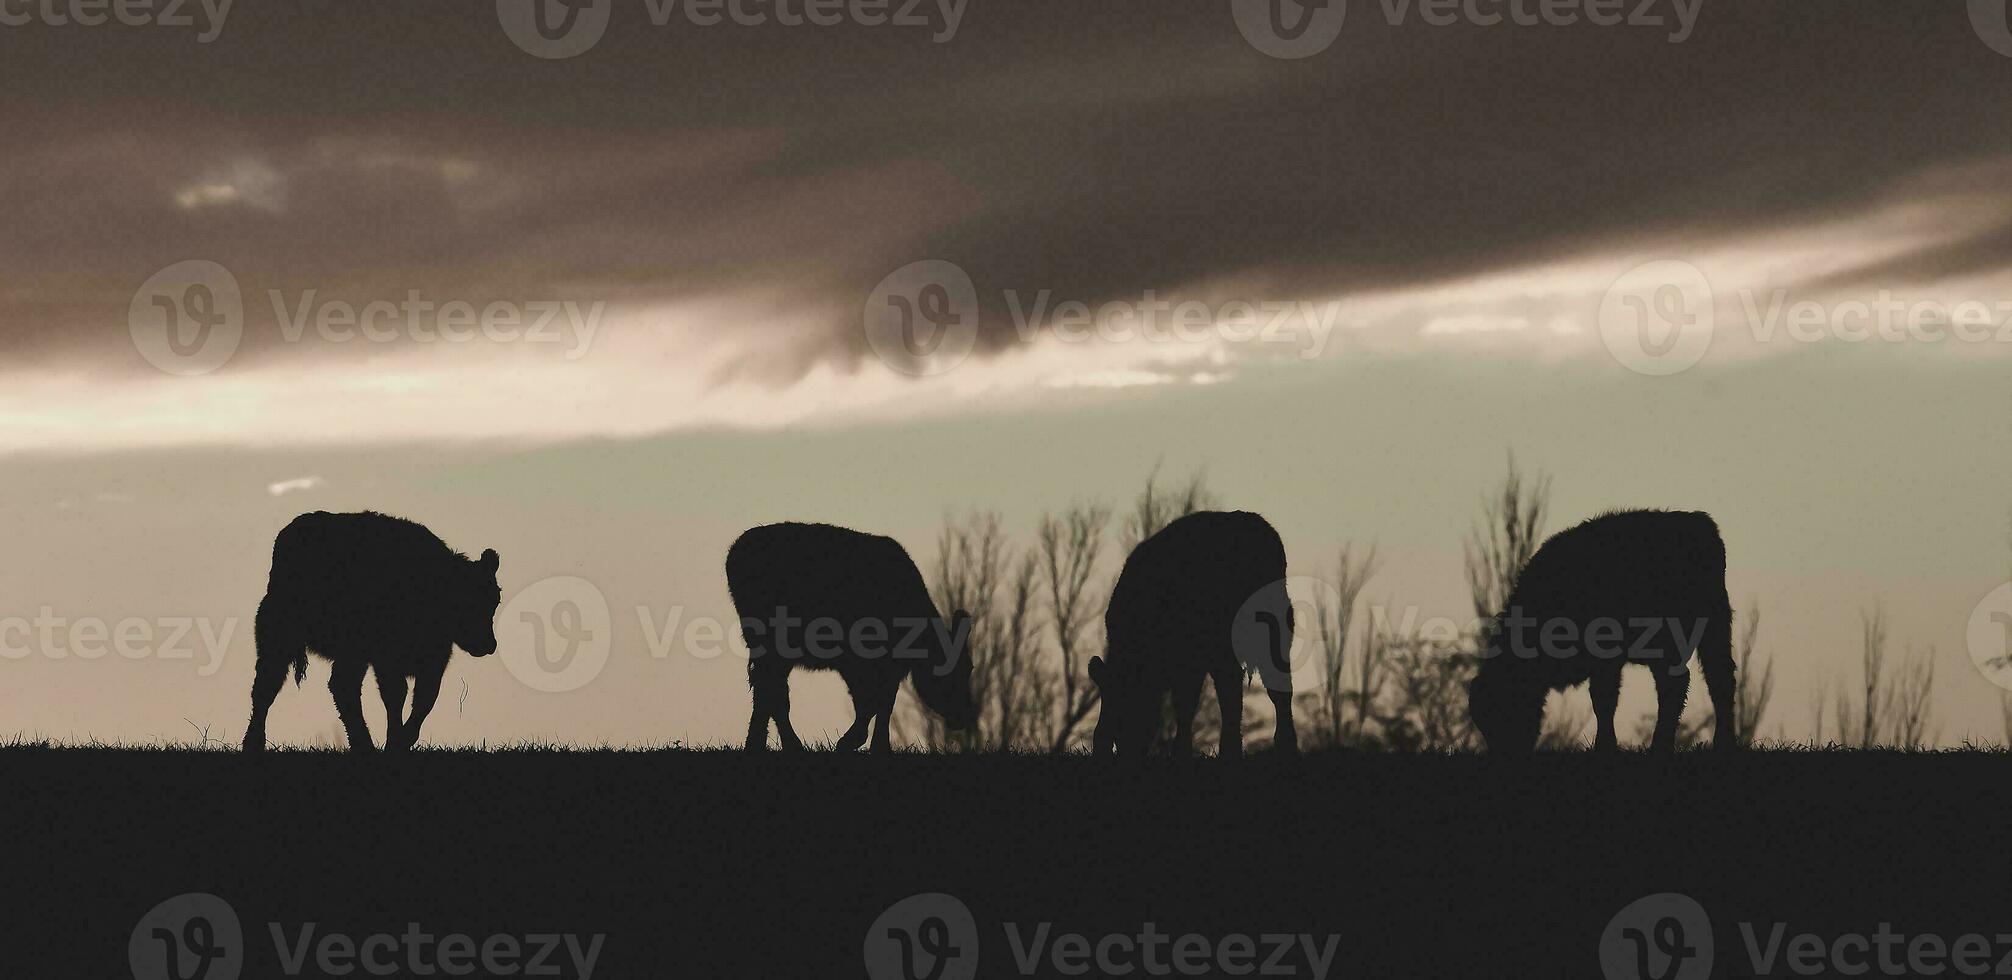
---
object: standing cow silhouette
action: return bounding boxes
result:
[244,511,503,754]
[1091,510,1298,758]
[726,522,977,752]
[1468,509,1736,754]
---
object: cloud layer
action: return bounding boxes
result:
[3,1,2010,450]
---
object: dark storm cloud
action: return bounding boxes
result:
[3,0,2009,377]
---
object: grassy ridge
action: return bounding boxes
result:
[6,747,2006,977]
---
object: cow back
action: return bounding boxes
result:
[725,522,942,651]
[1507,509,1727,617]
[264,511,464,643]
[1106,510,1288,679]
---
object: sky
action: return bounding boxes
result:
[1,0,2010,748]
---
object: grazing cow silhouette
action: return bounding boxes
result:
[244,511,502,754]
[1090,510,1297,758]
[726,523,977,752]
[1468,508,1735,755]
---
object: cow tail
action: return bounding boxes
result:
[256,594,310,688]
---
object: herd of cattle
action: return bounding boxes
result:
[243,507,1736,756]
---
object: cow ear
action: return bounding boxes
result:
[478,548,499,573]
[1088,655,1107,687]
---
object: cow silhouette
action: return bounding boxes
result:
[1468,509,1735,754]
[1090,510,1297,758]
[726,522,977,752]
[244,511,502,754]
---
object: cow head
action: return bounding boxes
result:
[458,548,503,657]
[1087,656,1156,757]
[912,608,977,730]
[1467,651,1543,754]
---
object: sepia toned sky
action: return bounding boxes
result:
[2,0,2010,747]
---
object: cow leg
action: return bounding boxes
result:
[1266,687,1298,756]
[1212,667,1245,760]
[1251,601,1299,756]
[1698,606,1739,750]
[1649,654,1691,755]
[744,663,772,752]
[244,598,297,753]
[244,655,290,754]
[772,693,807,752]
[1590,663,1622,752]
[1171,674,1203,758]
[870,678,899,755]
[329,659,374,754]
[376,672,410,753]
[400,669,442,752]
[834,676,875,753]
[245,651,293,755]
[750,661,804,752]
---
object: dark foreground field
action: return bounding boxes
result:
[5,747,2007,978]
